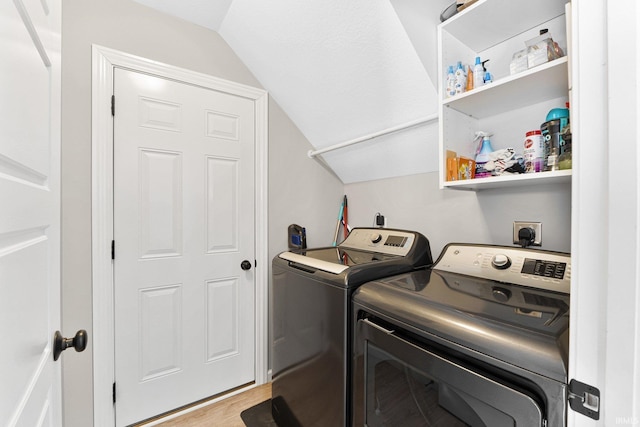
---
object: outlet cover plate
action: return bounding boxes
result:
[513,221,542,246]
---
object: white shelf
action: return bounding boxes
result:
[443,169,571,191]
[442,57,568,119]
[437,0,571,191]
[442,0,568,52]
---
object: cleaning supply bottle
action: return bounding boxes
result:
[474,131,494,178]
[454,61,466,94]
[466,65,474,91]
[473,56,484,89]
[445,65,455,97]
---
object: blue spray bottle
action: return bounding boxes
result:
[474,131,494,178]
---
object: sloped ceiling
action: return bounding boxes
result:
[133,0,453,183]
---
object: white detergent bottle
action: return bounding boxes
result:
[473,56,484,89]
[454,61,466,94]
[445,65,455,97]
[474,132,494,178]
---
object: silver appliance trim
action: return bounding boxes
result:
[434,243,571,294]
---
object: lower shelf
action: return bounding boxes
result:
[442,169,572,191]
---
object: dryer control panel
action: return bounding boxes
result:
[434,243,571,294]
[340,228,416,257]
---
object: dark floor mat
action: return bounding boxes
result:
[240,400,278,427]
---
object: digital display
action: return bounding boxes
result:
[521,258,566,279]
[384,235,407,247]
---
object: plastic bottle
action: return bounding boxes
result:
[454,61,466,94]
[474,132,494,178]
[542,104,570,170]
[523,130,544,173]
[473,56,484,89]
[445,66,455,98]
[466,66,474,91]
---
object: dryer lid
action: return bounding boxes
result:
[354,268,570,382]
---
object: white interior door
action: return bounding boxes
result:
[113,68,256,426]
[0,0,62,425]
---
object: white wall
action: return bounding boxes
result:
[61,1,341,425]
[268,101,344,256]
[345,172,571,257]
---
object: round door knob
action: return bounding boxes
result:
[241,260,252,270]
[53,329,88,361]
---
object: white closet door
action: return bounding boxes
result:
[113,68,256,426]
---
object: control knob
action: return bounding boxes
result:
[371,233,382,244]
[491,254,511,270]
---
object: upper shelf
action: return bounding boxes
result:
[441,0,568,52]
[442,57,568,118]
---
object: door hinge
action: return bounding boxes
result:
[111,95,115,116]
[568,379,600,420]
[111,240,115,260]
[112,382,116,404]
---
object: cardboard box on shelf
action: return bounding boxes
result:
[525,31,565,69]
[446,150,476,181]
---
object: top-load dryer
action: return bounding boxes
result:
[352,243,572,426]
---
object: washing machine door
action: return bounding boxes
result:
[354,318,545,427]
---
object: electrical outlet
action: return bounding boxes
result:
[513,221,542,246]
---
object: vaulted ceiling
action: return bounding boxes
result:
[133,0,453,183]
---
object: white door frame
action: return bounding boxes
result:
[90,44,269,426]
[568,1,640,425]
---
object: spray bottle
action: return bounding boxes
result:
[473,131,494,178]
[481,59,492,84]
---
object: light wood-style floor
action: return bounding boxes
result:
[142,383,272,427]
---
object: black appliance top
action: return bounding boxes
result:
[275,228,433,287]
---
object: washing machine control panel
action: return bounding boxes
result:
[434,244,571,294]
[340,228,416,257]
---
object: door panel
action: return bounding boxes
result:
[206,156,239,252]
[138,149,183,258]
[113,68,256,426]
[139,284,182,380]
[206,278,239,360]
[0,0,61,425]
